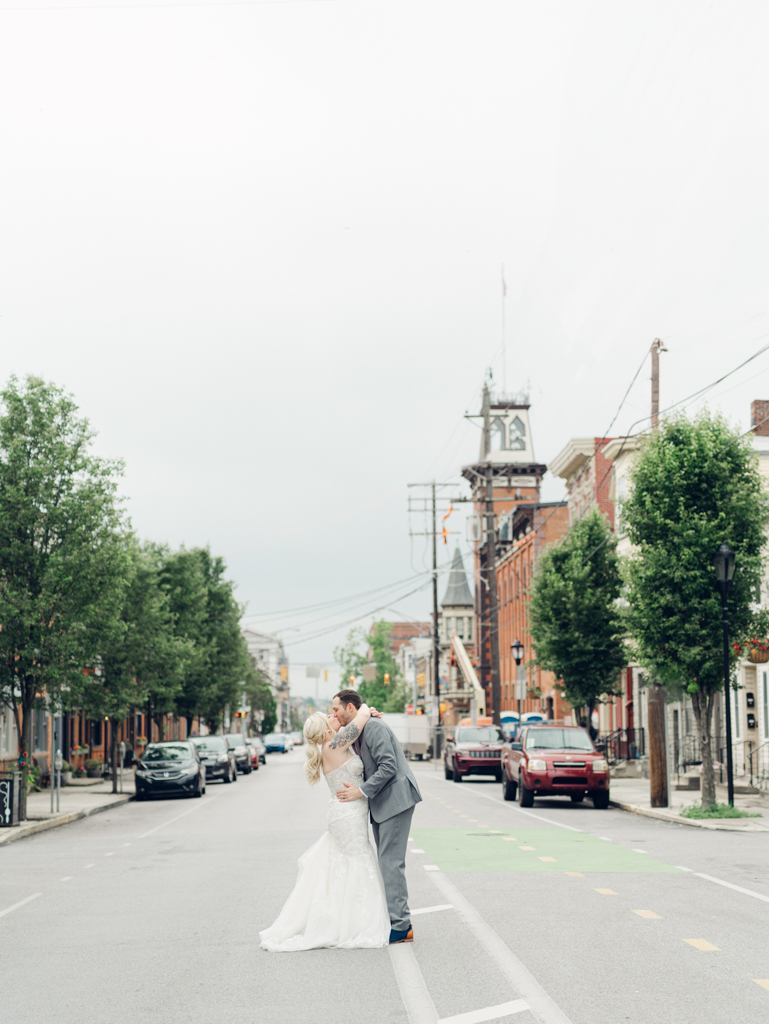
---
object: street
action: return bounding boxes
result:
[2,753,769,1024]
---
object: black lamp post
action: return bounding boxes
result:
[511,640,524,738]
[712,542,736,807]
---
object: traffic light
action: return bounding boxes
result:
[349,674,355,685]
[384,673,390,686]
[233,711,243,718]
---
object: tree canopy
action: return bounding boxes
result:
[624,411,769,805]
[528,507,627,715]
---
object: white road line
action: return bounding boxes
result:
[137,796,215,838]
[0,893,42,919]
[632,849,649,854]
[60,877,73,882]
[412,904,454,916]
[389,942,439,1024]
[694,872,769,905]
[677,866,693,872]
[423,864,440,871]
[438,1000,530,1024]
[105,852,115,857]
[84,863,95,869]
[456,784,583,833]
[410,848,426,854]
[598,837,612,842]
[425,869,574,1024]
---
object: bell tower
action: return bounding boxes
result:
[462,384,547,722]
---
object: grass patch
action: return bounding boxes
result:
[679,802,761,819]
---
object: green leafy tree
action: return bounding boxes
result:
[624,412,768,807]
[528,508,627,721]
[77,538,191,790]
[333,626,368,690]
[160,547,249,736]
[0,377,131,818]
[333,621,407,712]
[244,664,277,735]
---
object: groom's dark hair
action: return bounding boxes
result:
[334,689,361,710]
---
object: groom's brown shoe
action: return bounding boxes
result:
[389,927,413,943]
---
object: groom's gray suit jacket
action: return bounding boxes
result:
[357,718,422,823]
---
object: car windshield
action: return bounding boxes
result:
[265,734,284,743]
[225,735,245,746]
[455,727,505,743]
[191,738,225,752]
[143,745,193,762]
[525,729,594,751]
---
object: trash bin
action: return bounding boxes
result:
[0,771,20,827]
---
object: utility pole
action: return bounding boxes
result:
[431,482,441,739]
[481,384,502,727]
[648,336,669,807]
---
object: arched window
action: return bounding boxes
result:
[508,415,526,450]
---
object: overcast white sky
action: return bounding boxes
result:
[1,0,767,694]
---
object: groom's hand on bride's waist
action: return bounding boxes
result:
[336,782,364,802]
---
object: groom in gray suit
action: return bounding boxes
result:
[332,689,422,944]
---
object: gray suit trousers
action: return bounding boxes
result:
[371,804,414,932]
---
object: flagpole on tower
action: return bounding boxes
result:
[501,264,507,393]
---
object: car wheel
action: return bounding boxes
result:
[570,793,584,803]
[233,764,238,781]
[444,761,452,780]
[591,790,610,809]
[135,791,144,801]
[194,777,203,798]
[502,773,517,802]
[518,777,534,807]
[452,760,462,783]
[494,770,503,783]
[224,764,233,783]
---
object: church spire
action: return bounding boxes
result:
[441,546,473,608]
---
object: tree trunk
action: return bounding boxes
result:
[110,720,118,794]
[154,714,165,741]
[185,714,194,739]
[692,690,716,807]
[19,696,32,821]
[647,683,668,808]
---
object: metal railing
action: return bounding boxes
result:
[597,728,645,766]
[748,739,769,789]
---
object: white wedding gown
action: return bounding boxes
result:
[259,753,390,952]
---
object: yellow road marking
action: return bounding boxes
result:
[488,830,504,834]
[459,815,470,819]
[632,910,662,919]
[519,845,535,851]
[538,856,556,863]
[467,818,478,823]
[477,825,488,828]
[452,810,461,814]
[684,939,719,951]
[502,838,518,842]
[754,980,769,991]
[565,872,583,877]
[594,889,618,895]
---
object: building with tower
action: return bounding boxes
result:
[461,386,546,722]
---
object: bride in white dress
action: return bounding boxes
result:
[259,702,390,952]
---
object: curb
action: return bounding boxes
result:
[610,799,769,832]
[0,795,133,847]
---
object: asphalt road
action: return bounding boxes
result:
[2,752,769,1024]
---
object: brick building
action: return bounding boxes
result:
[548,437,616,527]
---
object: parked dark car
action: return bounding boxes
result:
[191,735,238,784]
[135,741,206,800]
[251,736,267,765]
[264,733,290,753]
[444,723,505,783]
[225,733,253,774]
[501,725,610,808]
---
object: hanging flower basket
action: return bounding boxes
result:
[734,639,769,663]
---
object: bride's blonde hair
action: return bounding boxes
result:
[303,712,329,786]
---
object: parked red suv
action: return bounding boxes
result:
[444,721,506,783]
[501,725,610,808]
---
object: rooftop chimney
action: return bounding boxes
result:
[751,400,769,436]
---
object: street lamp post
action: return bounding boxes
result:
[511,640,524,738]
[713,542,736,807]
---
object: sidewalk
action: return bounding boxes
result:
[0,776,135,847]
[610,775,769,831]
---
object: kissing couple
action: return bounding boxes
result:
[260,689,423,951]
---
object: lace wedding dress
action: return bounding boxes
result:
[259,754,390,952]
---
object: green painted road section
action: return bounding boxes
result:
[411,828,682,873]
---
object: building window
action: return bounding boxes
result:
[491,418,506,451]
[508,416,526,450]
